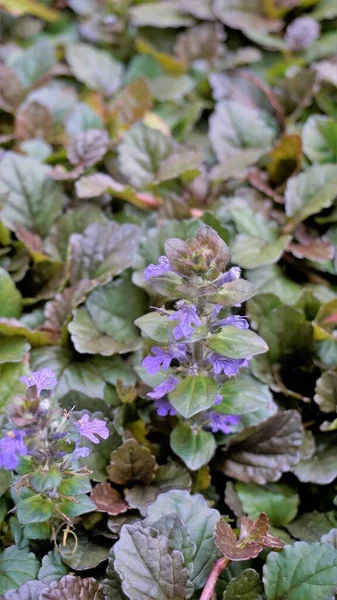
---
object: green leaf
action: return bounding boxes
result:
[259,306,314,363]
[209,100,279,163]
[85,277,147,352]
[58,475,92,496]
[66,43,123,97]
[223,569,263,600]
[59,535,110,570]
[3,579,46,599]
[147,490,220,589]
[0,362,25,411]
[287,512,337,543]
[293,438,337,485]
[263,541,337,600]
[0,336,29,363]
[213,0,282,32]
[235,482,299,527]
[29,466,62,493]
[285,165,337,226]
[118,122,173,188]
[0,152,65,236]
[218,371,271,415]
[169,375,218,418]
[17,494,53,524]
[170,423,216,470]
[69,222,141,286]
[114,524,190,600]
[69,308,142,356]
[57,494,96,519]
[231,233,291,269]
[207,326,268,359]
[0,546,40,595]
[303,115,337,164]
[221,410,303,484]
[31,346,106,400]
[135,312,171,343]
[129,2,194,27]
[38,549,68,584]
[23,521,50,540]
[314,370,337,413]
[210,279,256,307]
[0,269,22,318]
[0,0,60,21]
[8,40,56,88]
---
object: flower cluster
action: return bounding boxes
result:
[138,226,263,468]
[284,16,320,51]
[0,368,109,470]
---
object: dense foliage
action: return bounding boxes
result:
[0,0,337,598]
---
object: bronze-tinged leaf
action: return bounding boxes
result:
[0,65,25,112]
[107,439,157,485]
[221,410,303,484]
[214,513,284,560]
[110,79,152,129]
[90,482,129,515]
[174,23,225,64]
[39,574,104,599]
[15,101,52,141]
[67,129,110,168]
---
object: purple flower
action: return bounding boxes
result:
[168,301,202,340]
[144,256,172,280]
[142,344,188,375]
[204,412,240,434]
[285,16,320,51]
[0,430,28,470]
[208,352,247,376]
[216,315,249,329]
[147,376,179,399]
[154,398,177,417]
[214,393,222,405]
[74,414,109,444]
[20,369,57,396]
[216,267,241,287]
[70,445,91,460]
[142,346,175,375]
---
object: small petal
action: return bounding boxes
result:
[144,256,172,280]
[285,16,320,50]
[154,398,177,417]
[204,412,240,434]
[0,430,28,470]
[20,369,57,396]
[75,414,109,444]
[216,315,249,329]
[168,302,202,340]
[148,376,179,399]
[208,352,246,376]
[142,346,174,375]
[216,267,241,287]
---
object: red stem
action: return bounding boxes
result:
[200,557,230,600]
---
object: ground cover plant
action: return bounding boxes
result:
[0,0,337,598]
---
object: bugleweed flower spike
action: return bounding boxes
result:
[136,226,268,471]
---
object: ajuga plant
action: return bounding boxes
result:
[0,368,108,539]
[136,226,268,470]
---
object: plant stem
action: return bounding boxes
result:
[199,557,230,600]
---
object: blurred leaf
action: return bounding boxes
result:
[314,370,337,412]
[0,153,65,237]
[223,569,263,600]
[218,371,272,415]
[313,299,337,340]
[8,40,55,88]
[303,115,337,164]
[267,134,302,184]
[285,165,337,227]
[66,43,123,97]
[129,2,194,27]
